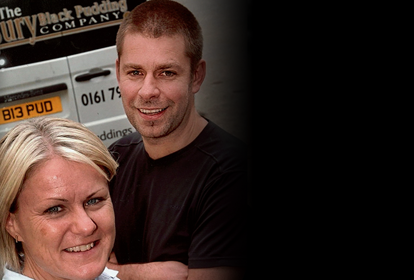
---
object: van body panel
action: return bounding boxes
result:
[1,0,144,145]
[0,57,78,134]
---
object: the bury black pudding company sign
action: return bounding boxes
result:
[0,0,144,68]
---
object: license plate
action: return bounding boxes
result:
[0,96,63,125]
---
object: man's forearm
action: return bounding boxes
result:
[107,260,188,280]
[188,267,245,280]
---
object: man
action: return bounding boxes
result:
[107,1,249,279]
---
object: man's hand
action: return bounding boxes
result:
[107,252,188,280]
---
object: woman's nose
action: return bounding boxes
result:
[71,208,97,236]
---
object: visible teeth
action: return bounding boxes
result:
[139,108,164,114]
[65,242,94,252]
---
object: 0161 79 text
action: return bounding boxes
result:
[80,86,120,106]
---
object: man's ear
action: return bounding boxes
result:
[191,59,206,94]
[6,213,22,243]
[115,58,121,84]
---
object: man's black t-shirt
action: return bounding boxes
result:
[108,121,248,268]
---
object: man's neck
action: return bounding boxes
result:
[142,115,208,160]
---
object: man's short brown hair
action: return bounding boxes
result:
[116,0,203,72]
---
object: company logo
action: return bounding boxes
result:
[0,0,128,49]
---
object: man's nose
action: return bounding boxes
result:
[138,74,161,100]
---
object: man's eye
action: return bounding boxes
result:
[161,71,175,77]
[129,70,141,76]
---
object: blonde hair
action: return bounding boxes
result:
[0,117,118,275]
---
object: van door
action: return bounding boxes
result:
[0,57,79,135]
[67,46,134,146]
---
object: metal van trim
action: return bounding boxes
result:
[0,83,68,104]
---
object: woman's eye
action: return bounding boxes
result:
[85,198,101,206]
[45,206,62,214]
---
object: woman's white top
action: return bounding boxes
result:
[2,266,120,280]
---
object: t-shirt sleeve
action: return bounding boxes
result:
[188,170,249,268]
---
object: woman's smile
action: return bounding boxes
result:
[64,241,97,253]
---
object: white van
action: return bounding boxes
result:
[0,0,145,146]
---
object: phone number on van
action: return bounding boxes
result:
[80,86,121,106]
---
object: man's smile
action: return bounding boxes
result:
[138,108,167,115]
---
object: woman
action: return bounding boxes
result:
[0,117,119,280]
